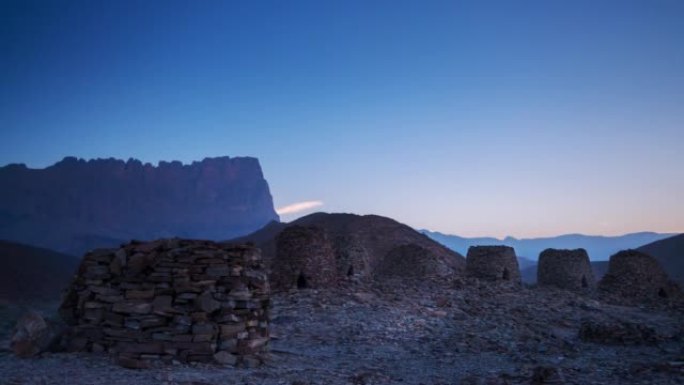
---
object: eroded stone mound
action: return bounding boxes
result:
[537,248,595,291]
[465,246,521,283]
[58,239,270,368]
[271,226,337,290]
[599,249,680,302]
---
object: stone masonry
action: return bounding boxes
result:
[374,244,454,281]
[58,239,269,368]
[466,246,521,284]
[272,226,337,290]
[599,249,681,302]
[537,248,595,291]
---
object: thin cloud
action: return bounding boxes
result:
[276,200,324,215]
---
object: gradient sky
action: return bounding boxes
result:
[1,0,683,238]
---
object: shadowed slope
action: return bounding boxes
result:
[0,240,79,302]
[637,233,684,285]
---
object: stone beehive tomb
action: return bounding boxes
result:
[58,239,270,368]
[272,225,337,290]
[465,246,521,283]
[599,249,680,301]
[537,248,595,291]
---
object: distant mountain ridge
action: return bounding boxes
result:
[422,230,676,261]
[0,156,279,255]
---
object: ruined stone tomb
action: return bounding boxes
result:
[58,239,270,368]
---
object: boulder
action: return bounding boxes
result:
[10,311,63,358]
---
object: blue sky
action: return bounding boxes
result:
[1,0,683,238]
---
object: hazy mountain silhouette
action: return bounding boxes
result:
[0,156,278,255]
[425,231,680,284]
[422,230,674,261]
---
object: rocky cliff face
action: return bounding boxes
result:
[0,156,278,255]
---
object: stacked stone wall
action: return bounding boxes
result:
[59,239,269,368]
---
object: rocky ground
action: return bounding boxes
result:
[1,278,683,385]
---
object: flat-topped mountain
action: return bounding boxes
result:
[0,156,278,255]
[234,212,465,287]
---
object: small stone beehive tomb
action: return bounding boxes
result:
[272,225,337,290]
[599,249,680,301]
[59,239,270,368]
[466,246,521,283]
[537,248,595,291]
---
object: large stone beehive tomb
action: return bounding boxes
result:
[465,246,521,283]
[272,225,337,290]
[537,248,595,291]
[599,249,680,301]
[59,239,270,368]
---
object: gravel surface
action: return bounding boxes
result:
[1,278,683,385]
